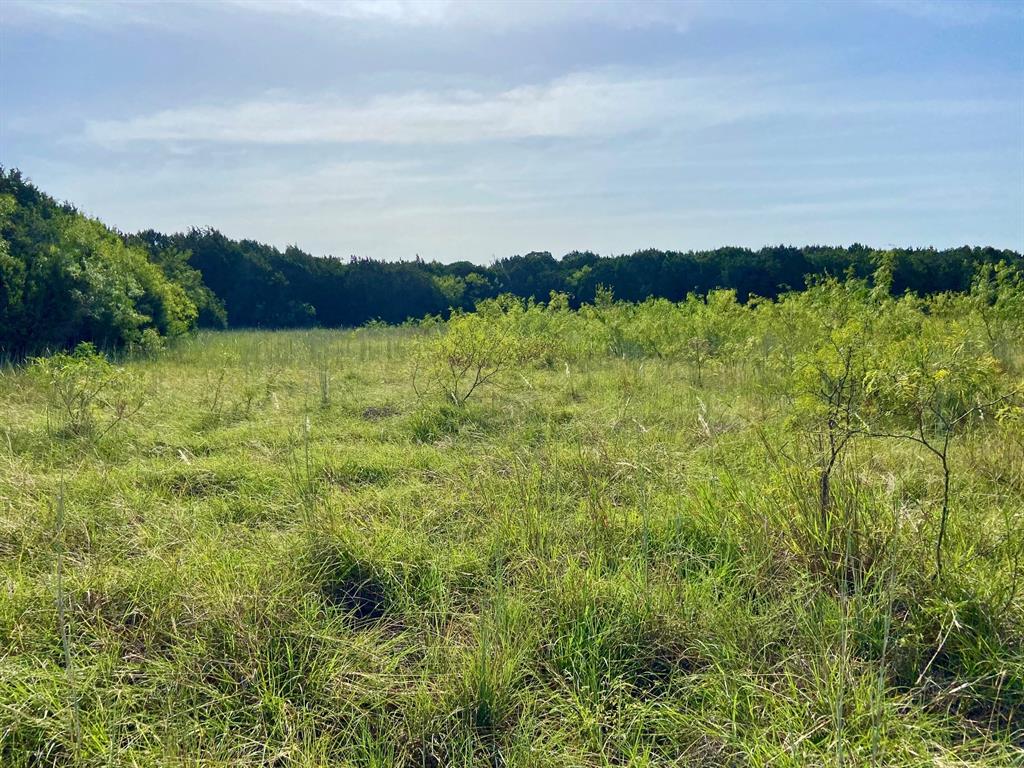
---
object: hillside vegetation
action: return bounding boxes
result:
[1,271,1022,765]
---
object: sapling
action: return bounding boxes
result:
[865,326,1014,576]
[790,279,873,529]
[968,260,1024,370]
[417,295,533,407]
[30,342,145,440]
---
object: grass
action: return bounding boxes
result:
[0,326,1021,766]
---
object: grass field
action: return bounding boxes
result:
[1,298,1022,765]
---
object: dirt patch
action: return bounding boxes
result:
[362,405,398,421]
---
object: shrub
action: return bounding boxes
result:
[29,343,144,439]
[415,295,536,407]
[1,170,198,357]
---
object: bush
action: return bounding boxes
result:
[29,343,145,439]
[1,170,198,357]
[415,295,537,407]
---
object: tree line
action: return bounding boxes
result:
[2,167,1021,356]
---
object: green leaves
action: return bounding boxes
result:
[417,295,538,406]
[1,171,199,357]
[29,343,145,440]
[863,321,1003,436]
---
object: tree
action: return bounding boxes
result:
[790,279,873,526]
[416,296,535,407]
[967,260,1024,370]
[1,170,200,356]
[865,321,1013,576]
[29,343,145,439]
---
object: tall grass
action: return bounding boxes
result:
[0,305,1021,765]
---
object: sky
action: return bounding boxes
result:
[1,0,1022,262]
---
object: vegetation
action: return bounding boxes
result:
[1,268,1022,765]
[0,170,207,358]
[133,230,1023,332]
[3,168,1021,359]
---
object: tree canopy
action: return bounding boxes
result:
[1,169,204,357]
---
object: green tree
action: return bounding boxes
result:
[1,170,200,356]
[416,295,535,406]
[29,342,145,439]
[865,322,1013,576]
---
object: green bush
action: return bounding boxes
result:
[1,170,198,357]
[29,343,144,439]
[415,295,538,407]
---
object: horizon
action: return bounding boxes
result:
[3,0,1023,261]
[9,166,1024,265]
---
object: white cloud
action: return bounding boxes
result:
[2,0,183,28]
[225,0,715,30]
[83,72,763,145]
[872,0,1024,26]
[8,0,1019,35]
[3,0,721,31]
[225,0,452,25]
[82,69,1010,147]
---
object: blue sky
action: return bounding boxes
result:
[2,0,1022,261]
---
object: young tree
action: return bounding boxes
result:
[679,289,746,387]
[865,323,1014,576]
[416,295,534,407]
[967,260,1024,371]
[30,343,145,439]
[787,278,874,527]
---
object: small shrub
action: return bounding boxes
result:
[29,342,144,439]
[414,296,536,407]
[132,327,166,356]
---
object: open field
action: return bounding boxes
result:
[4,3,1023,765]
[1,286,1023,766]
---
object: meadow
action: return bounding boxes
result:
[1,273,1022,766]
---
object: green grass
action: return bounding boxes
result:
[1,327,1021,766]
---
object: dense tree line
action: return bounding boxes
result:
[2,167,1021,356]
[136,230,1022,329]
